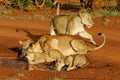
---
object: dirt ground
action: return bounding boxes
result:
[0,9,120,80]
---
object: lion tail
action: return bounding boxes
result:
[88,32,106,51]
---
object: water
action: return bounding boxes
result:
[0,60,27,70]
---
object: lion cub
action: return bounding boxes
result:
[55,54,89,71]
[24,49,64,70]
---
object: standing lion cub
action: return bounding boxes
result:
[50,12,96,45]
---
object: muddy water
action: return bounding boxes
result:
[0,60,53,70]
[0,60,28,70]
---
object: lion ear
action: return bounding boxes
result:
[19,40,23,45]
[19,40,31,45]
[79,12,85,18]
[27,40,31,44]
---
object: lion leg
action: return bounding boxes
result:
[49,49,64,71]
[55,59,65,71]
[79,61,89,68]
[50,22,56,35]
[67,66,77,71]
[78,31,96,45]
[65,56,75,71]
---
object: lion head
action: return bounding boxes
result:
[19,40,32,58]
[78,12,94,28]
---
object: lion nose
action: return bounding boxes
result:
[24,56,28,61]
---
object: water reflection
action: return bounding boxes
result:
[0,60,27,70]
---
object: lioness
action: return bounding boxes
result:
[50,12,96,45]
[55,54,89,71]
[19,33,106,58]
[19,35,58,58]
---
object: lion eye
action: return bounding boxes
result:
[32,60,35,62]
[25,54,27,56]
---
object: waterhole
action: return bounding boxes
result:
[0,60,28,70]
[0,60,55,71]
[0,60,65,71]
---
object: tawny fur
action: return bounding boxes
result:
[50,12,96,45]
[55,54,89,71]
[25,49,64,70]
[19,33,106,58]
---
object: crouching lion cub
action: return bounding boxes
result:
[25,48,89,71]
[25,49,64,70]
[55,54,89,71]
